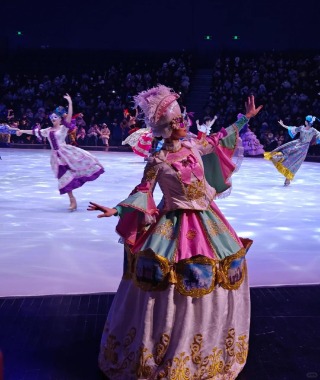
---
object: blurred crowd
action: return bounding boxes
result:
[1,50,320,155]
[0,52,192,147]
[202,51,320,155]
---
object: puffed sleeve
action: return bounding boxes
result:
[0,124,18,134]
[219,114,249,153]
[194,115,249,197]
[287,126,302,139]
[115,160,160,246]
[33,126,51,139]
[193,115,249,157]
[62,119,77,131]
[313,128,320,144]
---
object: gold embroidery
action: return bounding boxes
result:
[186,229,197,240]
[185,180,206,200]
[203,347,224,378]
[104,334,120,364]
[226,328,235,357]
[220,249,248,290]
[144,166,158,182]
[207,219,228,236]
[160,147,211,211]
[208,205,241,247]
[102,328,249,380]
[137,347,153,378]
[201,138,209,147]
[235,335,248,365]
[155,334,170,365]
[170,352,191,380]
[124,327,136,348]
[154,220,175,240]
[191,334,203,365]
[127,245,249,295]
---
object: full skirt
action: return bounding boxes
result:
[99,278,250,380]
[50,145,104,194]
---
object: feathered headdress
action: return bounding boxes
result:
[134,85,181,138]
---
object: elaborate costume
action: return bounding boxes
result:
[0,124,19,134]
[122,127,153,157]
[0,124,19,153]
[94,86,261,380]
[33,121,104,194]
[238,113,264,156]
[196,116,217,139]
[264,115,320,185]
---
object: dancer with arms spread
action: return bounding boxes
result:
[88,85,262,380]
[17,94,104,210]
[264,115,320,186]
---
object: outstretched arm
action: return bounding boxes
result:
[208,115,218,128]
[87,202,118,218]
[16,129,33,136]
[278,119,289,129]
[6,124,20,132]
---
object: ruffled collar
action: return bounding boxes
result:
[163,140,182,152]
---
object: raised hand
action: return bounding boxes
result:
[87,202,118,218]
[278,119,288,129]
[63,93,72,103]
[245,95,263,118]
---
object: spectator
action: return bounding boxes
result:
[100,123,111,147]
[87,123,101,146]
[76,126,87,146]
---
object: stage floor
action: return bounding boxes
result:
[1,148,319,297]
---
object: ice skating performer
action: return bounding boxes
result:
[88,85,262,380]
[122,122,154,158]
[237,113,264,156]
[264,116,320,186]
[17,94,104,210]
[0,123,20,136]
[196,115,218,139]
[0,123,20,157]
[122,107,193,158]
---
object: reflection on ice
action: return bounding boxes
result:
[0,149,320,296]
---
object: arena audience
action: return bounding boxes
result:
[1,50,320,157]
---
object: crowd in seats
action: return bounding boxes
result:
[0,51,192,147]
[1,50,320,156]
[203,51,320,155]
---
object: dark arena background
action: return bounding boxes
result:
[1,0,320,379]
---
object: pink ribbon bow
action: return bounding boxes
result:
[171,154,203,184]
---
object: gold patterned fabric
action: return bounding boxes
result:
[99,277,250,380]
[102,122,252,379]
[100,317,248,380]
[123,240,250,296]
